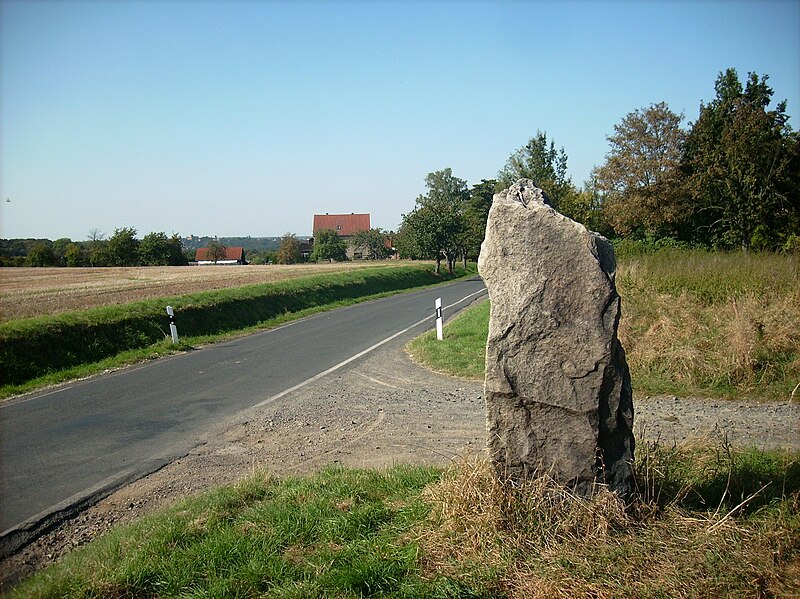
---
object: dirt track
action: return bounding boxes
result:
[2,340,798,588]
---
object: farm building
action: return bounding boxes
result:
[195,246,247,265]
[312,213,370,238]
[312,213,370,259]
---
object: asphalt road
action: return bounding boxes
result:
[0,277,486,541]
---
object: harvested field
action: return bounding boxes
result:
[0,262,421,321]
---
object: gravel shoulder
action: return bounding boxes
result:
[2,339,798,588]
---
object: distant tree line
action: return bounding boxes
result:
[397,68,799,264]
[1,228,189,267]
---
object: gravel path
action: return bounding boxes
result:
[2,342,798,588]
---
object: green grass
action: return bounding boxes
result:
[407,299,490,380]
[10,444,800,598]
[408,250,800,401]
[1,264,476,398]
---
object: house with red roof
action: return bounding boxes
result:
[195,246,247,265]
[312,213,371,259]
[312,213,370,238]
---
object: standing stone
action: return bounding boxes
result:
[478,179,634,497]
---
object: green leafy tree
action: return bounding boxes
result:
[205,240,228,263]
[462,179,496,262]
[683,69,799,250]
[25,242,56,267]
[64,243,87,267]
[140,232,187,266]
[276,233,301,264]
[311,229,348,262]
[351,228,390,260]
[557,174,613,236]
[86,229,107,266]
[595,102,688,238]
[52,238,73,266]
[399,168,468,274]
[105,227,140,266]
[498,131,574,210]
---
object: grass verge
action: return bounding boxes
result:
[408,250,799,401]
[1,264,475,398]
[10,443,799,598]
[406,299,489,380]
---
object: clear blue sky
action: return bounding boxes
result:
[2,0,798,240]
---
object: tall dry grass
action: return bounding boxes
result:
[617,250,800,400]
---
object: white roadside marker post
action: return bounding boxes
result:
[166,306,180,344]
[435,297,443,341]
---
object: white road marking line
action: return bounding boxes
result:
[251,287,487,410]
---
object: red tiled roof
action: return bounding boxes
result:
[313,213,370,237]
[195,246,245,261]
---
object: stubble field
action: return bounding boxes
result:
[0,262,417,322]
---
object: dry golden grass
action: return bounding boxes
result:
[0,262,419,321]
[616,251,800,400]
[418,454,800,598]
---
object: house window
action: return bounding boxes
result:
[336,225,341,230]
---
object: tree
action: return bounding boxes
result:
[64,243,87,267]
[498,131,574,210]
[105,227,140,266]
[140,232,187,266]
[87,229,107,266]
[351,228,390,260]
[683,69,799,250]
[399,168,468,274]
[462,179,496,262]
[25,242,56,267]
[594,102,687,238]
[276,233,301,264]
[52,238,73,266]
[311,229,348,262]
[205,240,228,263]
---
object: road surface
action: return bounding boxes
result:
[0,277,486,549]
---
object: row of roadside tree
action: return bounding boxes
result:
[396,68,799,272]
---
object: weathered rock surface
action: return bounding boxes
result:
[478,179,634,496]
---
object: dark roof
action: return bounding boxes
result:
[313,213,370,237]
[195,246,245,261]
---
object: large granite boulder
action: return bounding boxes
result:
[478,179,634,497]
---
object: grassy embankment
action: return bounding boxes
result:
[409,249,800,402]
[9,250,800,597]
[0,264,474,398]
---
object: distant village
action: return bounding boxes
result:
[0,213,397,267]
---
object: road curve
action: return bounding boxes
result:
[0,277,486,551]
